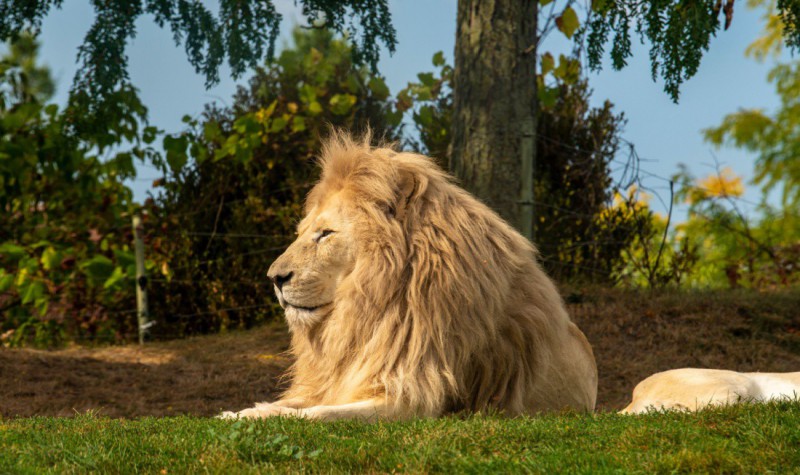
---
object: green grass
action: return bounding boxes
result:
[2,402,800,474]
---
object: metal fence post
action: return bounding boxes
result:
[132,214,150,344]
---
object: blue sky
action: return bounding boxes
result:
[33,0,786,219]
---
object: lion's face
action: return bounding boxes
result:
[267,191,358,328]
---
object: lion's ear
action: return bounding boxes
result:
[389,168,417,221]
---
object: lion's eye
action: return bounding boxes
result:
[316,229,335,242]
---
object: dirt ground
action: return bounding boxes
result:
[0,321,292,418]
[2,289,799,417]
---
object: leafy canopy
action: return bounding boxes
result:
[586,0,800,102]
[0,0,395,113]
[703,0,800,207]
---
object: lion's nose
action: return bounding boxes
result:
[270,271,293,291]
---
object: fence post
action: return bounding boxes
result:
[132,213,150,344]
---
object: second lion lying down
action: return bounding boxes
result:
[221,132,598,421]
[622,368,800,414]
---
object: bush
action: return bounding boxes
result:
[0,36,156,347]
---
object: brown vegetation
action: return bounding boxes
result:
[0,322,291,418]
[1,289,799,417]
[571,288,800,410]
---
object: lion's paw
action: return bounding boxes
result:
[217,403,289,420]
[216,411,240,420]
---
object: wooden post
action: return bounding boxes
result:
[132,214,150,344]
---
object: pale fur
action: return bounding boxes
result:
[220,131,598,421]
[621,368,800,414]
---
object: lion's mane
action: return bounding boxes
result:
[281,132,597,417]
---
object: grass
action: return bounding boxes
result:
[2,402,800,474]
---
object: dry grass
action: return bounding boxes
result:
[568,287,800,410]
[0,321,291,418]
[1,289,799,417]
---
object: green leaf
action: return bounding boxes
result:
[31,241,51,250]
[44,104,59,116]
[113,249,136,268]
[538,85,559,108]
[269,117,288,133]
[34,296,49,316]
[204,121,221,142]
[299,84,317,104]
[417,72,436,87]
[417,105,434,127]
[80,255,115,284]
[385,109,404,127]
[591,0,608,12]
[21,280,45,305]
[163,135,189,173]
[103,266,127,289]
[0,243,27,262]
[541,52,555,75]
[329,94,357,115]
[219,138,239,160]
[0,271,14,293]
[346,75,360,94]
[368,77,390,100]
[540,0,554,5]
[190,142,208,162]
[553,55,581,83]
[113,152,136,176]
[291,116,306,133]
[432,51,446,67]
[41,247,62,271]
[142,126,159,144]
[308,101,323,115]
[234,115,259,134]
[556,7,580,39]
[413,85,432,101]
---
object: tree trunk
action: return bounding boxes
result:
[451,0,538,240]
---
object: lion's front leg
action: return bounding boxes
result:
[218,402,286,419]
[296,399,390,421]
[217,398,307,419]
[219,399,391,421]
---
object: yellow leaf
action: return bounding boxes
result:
[556,7,580,39]
[692,167,745,202]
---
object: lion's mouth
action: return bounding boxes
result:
[276,291,331,313]
[287,303,324,311]
[283,299,331,312]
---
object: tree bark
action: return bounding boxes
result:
[451,0,538,240]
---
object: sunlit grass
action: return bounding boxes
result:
[2,402,799,473]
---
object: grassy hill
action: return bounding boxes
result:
[2,402,799,473]
[2,289,799,472]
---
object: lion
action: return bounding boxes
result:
[220,132,598,421]
[621,368,800,414]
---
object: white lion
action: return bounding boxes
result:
[621,368,800,414]
[221,132,598,421]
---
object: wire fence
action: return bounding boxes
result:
[133,134,736,296]
[4,134,794,346]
